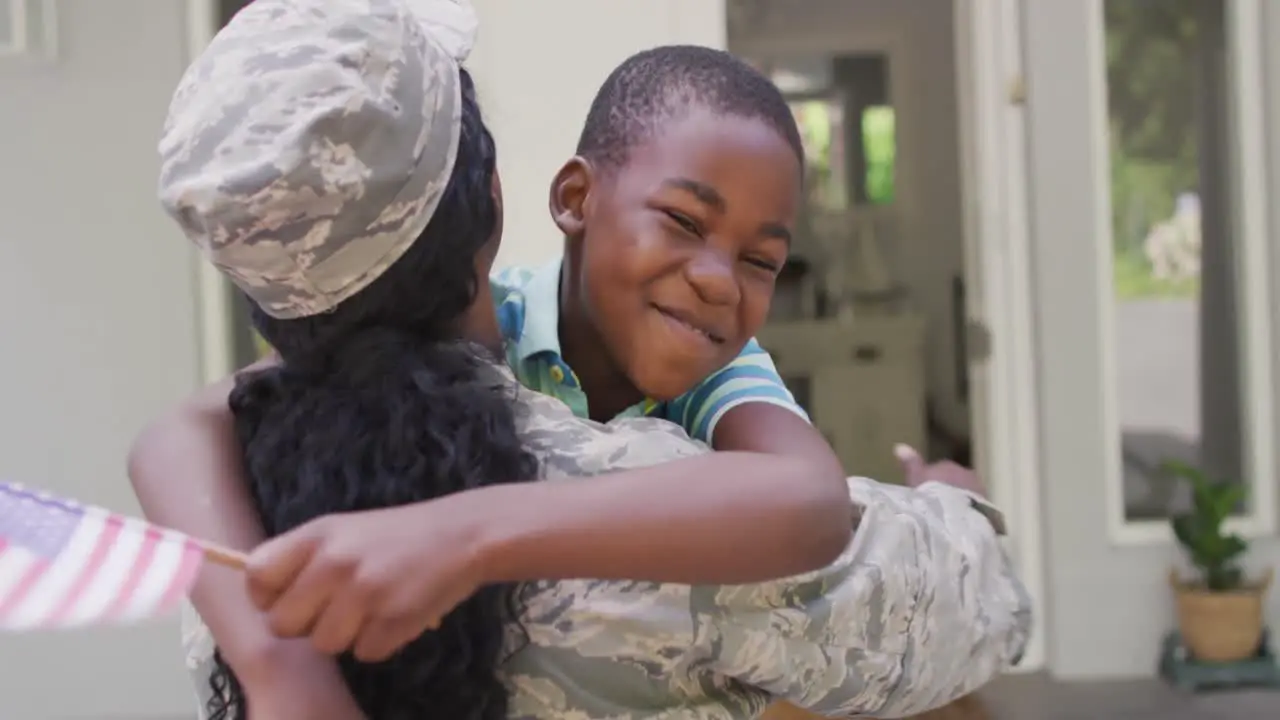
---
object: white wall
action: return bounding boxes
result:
[467,0,727,271]
[0,1,202,717]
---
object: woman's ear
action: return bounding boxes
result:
[548,157,591,238]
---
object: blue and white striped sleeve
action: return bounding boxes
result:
[490,265,534,343]
[662,338,811,444]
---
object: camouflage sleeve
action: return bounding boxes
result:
[693,477,1032,718]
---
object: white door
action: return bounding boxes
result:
[1022,0,1280,678]
[0,1,206,717]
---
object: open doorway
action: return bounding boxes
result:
[729,0,1047,675]
[729,1,974,486]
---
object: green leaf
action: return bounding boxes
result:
[1160,459,1201,484]
[1161,460,1251,582]
[1206,564,1245,592]
[1215,484,1246,518]
[1171,513,1196,549]
[1221,534,1248,562]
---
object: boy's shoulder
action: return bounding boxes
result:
[491,264,538,296]
[661,338,810,441]
[490,256,562,302]
[490,256,564,352]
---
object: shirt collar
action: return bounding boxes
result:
[513,254,565,363]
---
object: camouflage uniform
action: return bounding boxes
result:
[161,0,1032,717]
[182,384,1030,719]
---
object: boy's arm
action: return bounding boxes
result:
[242,411,1005,667]
[474,450,849,585]
[127,363,363,717]
[665,336,848,498]
[243,388,856,660]
[244,448,857,660]
[480,378,850,584]
[663,338,837,459]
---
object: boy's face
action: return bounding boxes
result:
[554,109,801,401]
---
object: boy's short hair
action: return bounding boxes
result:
[575,45,804,172]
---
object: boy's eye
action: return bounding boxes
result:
[744,257,781,273]
[663,210,702,237]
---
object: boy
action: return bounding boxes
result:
[493,45,809,438]
[137,42,960,715]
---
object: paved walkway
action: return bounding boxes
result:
[983,672,1278,719]
[1115,298,1203,518]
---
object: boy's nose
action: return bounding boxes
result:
[684,251,740,307]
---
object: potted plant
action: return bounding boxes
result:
[1164,460,1273,662]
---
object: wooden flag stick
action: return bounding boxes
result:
[197,539,248,571]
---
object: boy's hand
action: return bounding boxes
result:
[244,501,486,662]
[894,443,986,497]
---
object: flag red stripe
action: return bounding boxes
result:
[102,527,161,621]
[156,540,204,612]
[0,552,51,620]
[45,516,123,624]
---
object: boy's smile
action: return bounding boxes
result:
[552,108,802,414]
[652,302,727,346]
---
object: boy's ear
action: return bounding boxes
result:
[548,157,591,237]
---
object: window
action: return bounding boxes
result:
[752,54,896,212]
[1103,0,1251,521]
[0,0,56,58]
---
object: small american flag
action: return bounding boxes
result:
[0,481,206,630]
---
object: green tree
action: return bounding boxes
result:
[1104,0,1207,296]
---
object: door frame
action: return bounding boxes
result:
[953,0,1047,672]
[188,0,236,384]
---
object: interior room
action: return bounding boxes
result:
[728,0,977,485]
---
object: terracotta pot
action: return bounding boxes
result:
[1169,567,1273,662]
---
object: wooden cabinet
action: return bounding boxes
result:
[759,316,926,485]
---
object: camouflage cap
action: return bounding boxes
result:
[158,0,478,319]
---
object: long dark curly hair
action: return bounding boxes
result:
[204,68,538,720]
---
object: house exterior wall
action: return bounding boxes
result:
[0,2,201,718]
[469,0,726,271]
[0,1,723,717]
[1024,0,1280,679]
